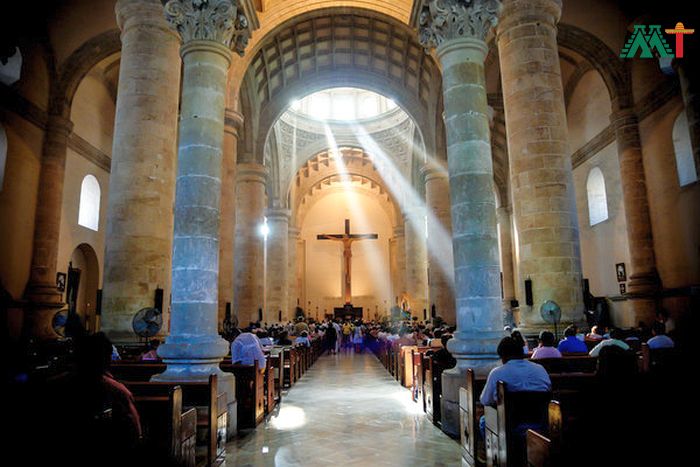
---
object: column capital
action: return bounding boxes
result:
[420,160,449,183]
[236,162,267,184]
[288,226,301,239]
[412,0,502,50]
[393,225,405,238]
[46,114,74,139]
[496,205,512,216]
[265,208,291,221]
[224,108,244,130]
[498,0,561,33]
[610,107,639,129]
[116,0,177,38]
[164,0,258,55]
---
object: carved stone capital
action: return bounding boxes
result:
[164,0,256,55]
[414,0,502,50]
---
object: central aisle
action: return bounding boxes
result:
[226,351,462,466]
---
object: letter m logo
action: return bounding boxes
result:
[620,25,675,58]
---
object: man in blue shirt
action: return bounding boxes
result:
[480,336,551,407]
[557,325,588,353]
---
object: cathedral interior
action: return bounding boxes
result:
[1,0,697,466]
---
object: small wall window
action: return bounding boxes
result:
[586,167,608,226]
[0,124,7,191]
[673,110,698,187]
[78,175,101,231]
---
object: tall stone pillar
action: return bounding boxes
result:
[497,0,583,332]
[24,115,74,339]
[265,208,290,323]
[413,0,504,437]
[102,0,181,342]
[218,109,243,327]
[677,62,700,180]
[234,162,266,325]
[611,108,660,321]
[390,225,407,307]
[421,162,455,324]
[155,0,257,392]
[403,208,429,319]
[288,226,300,320]
[497,205,517,312]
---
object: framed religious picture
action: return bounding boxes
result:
[615,263,627,282]
[619,283,626,295]
[56,272,66,292]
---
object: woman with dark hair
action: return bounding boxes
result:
[510,329,529,355]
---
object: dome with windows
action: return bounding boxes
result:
[289,88,398,122]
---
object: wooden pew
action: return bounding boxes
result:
[459,369,487,467]
[525,429,552,467]
[423,351,446,426]
[125,374,226,466]
[265,353,279,413]
[639,342,679,373]
[220,363,265,430]
[484,382,551,467]
[529,355,596,374]
[129,384,197,466]
[282,346,296,388]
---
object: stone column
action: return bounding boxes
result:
[288,226,300,320]
[218,109,243,327]
[497,205,517,314]
[155,0,256,392]
[414,0,504,437]
[403,208,429,319]
[233,162,266,325]
[390,225,407,309]
[265,208,290,323]
[610,108,660,321]
[421,162,456,325]
[102,0,181,342]
[497,0,583,332]
[24,115,74,339]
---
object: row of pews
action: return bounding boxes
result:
[375,339,680,467]
[110,337,326,466]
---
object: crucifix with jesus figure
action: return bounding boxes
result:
[317,219,378,306]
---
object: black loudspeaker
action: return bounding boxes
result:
[524,279,533,306]
[278,310,282,322]
[154,288,164,312]
[225,302,231,317]
[96,289,103,316]
[423,309,427,320]
[582,278,590,295]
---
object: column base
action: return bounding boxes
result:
[24,282,64,340]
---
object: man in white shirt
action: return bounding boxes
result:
[589,328,630,357]
[480,336,552,407]
[231,332,267,371]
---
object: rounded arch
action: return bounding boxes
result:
[557,23,632,110]
[68,243,100,332]
[239,8,441,165]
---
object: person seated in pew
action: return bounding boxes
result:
[530,330,563,359]
[589,327,630,357]
[277,331,293,346]
[557,325,589,353]
[478,337,551,439]
[429,329,444,348]
[432,334,457,369]
[647,321,675,349]
[295,331,312,348]
[585,325,605,342]
[510,329,529,355]
[257,330,274,347]
[139,339,160,361]
[231,332,267,373]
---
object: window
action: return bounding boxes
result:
[289,88,397,121]
[0,124,7,191]
[673,110,698,186]
[78,175,101,231]
[586,167,608,226]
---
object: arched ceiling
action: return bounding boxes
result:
[237,8,442,165]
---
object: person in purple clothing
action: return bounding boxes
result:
[531,331,563,359]
[557,325,588,353]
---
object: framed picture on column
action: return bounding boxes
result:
[615,263,626,282]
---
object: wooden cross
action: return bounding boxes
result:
[317,219,378,305]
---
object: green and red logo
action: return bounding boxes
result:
[620,22,694,59]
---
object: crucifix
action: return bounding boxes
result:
[317,219,378,305]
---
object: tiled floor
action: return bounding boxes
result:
[226,351,462,466]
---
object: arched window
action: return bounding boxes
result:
[0,124,7,191]
[673,110,698,187]
[78,175,101,231]
[586,167,608,226]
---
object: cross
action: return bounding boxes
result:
[317,219,378,305]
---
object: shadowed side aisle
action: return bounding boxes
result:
[226,351,461,466]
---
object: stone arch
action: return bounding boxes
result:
[67,242,100,332]
[50,29,121,117]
